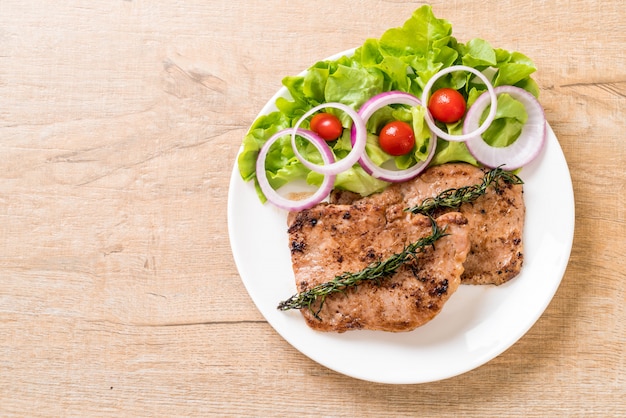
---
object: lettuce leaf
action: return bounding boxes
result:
[480,93,528,147]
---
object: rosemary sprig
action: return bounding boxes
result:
[405,166,523,216]
[277,219,448,320]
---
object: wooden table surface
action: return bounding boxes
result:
[1,1,624,416]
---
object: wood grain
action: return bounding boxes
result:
[0,0,624,416]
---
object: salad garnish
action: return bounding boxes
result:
[463,86,546,169]
[239,5,545,209]
[255,128,336,211]
[291,103,366,176]
[349,91,437,182]
[420,65,498,142]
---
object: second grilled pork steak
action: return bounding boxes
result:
[287,206,470,333]
[331,163,525,285]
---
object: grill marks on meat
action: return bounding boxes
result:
[330,163,525,285]
[287,206,470,333]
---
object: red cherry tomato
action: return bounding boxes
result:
[378,120,415,156]
[428,88,467,123]
[310,112,343,141]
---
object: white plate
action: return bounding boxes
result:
[227,54,575,384]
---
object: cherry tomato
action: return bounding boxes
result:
[379,120,415,156]
[428,88,467,123]
[310,112,343,141]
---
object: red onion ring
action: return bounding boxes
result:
[464,85,547,170]
[350,91,437,182]
[291,102,367,175]
[256,128,336,211]
[420,65,498,142]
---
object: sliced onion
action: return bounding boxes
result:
[256,128,336,211]
[420,65,498,142]
[350,91,437,182]
[291,102,367,175]
[464,85,547,170]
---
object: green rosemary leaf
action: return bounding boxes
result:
[277,218,448,320]
[405,166,523,216]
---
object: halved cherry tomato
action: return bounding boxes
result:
[379,120,415,156]
[310,112,343,141]
[428,88,467,123]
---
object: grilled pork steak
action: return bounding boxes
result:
[287,207,470,333]
[330,163,525,285]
